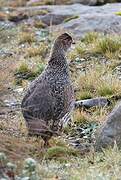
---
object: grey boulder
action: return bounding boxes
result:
[95,102,121,151]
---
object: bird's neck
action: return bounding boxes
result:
[49,44,68,68]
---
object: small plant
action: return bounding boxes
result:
[21,158,39,179]
[0,152,17,179]
[36,63,45,74]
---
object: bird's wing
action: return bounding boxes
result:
[21,77,55,121]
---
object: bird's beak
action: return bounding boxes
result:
[72,40,75,44]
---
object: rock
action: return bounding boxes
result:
[0,21,15,30]
[4,100,21,108]
[95,102,121,151]
[17,3,121,37]
[40,14,71,26]
[8,11,28,22]
[0,50,13,58]
[69,0,97,5]
[57,3,121,37]
[75,97,110,109]
[27,0,121,6]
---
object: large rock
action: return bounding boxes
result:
[6,3,121,37]
[27,0,121,6]
[55,3,121,37]
[95,102,121,151]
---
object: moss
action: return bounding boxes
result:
[64,15,79,23]
[115,12,121,16]
[45,146,79,160]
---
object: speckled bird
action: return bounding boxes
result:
[21,33,75,146]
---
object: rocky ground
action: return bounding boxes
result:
[1,0,121,179]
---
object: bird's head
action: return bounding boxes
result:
[53,33,75,52]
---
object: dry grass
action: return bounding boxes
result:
[0,0,28,7]
[76,66,121,99]
[94,35,121,55]
[19,32,36,44]
[26,43,48,57]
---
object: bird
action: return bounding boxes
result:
[21,33,75,146]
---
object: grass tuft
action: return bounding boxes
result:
[81,32,99,44]
[19,32,36,44]
[26,43,48,57]
[94,35,121,55]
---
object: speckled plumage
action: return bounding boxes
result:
[21,33,75,145]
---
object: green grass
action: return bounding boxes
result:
[45,146,79,160]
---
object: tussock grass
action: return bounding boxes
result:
[19,32,36,44]
[77,67,121,99]
[94,35,121,55]
[26,43,48,57]
[81,32,99,44]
